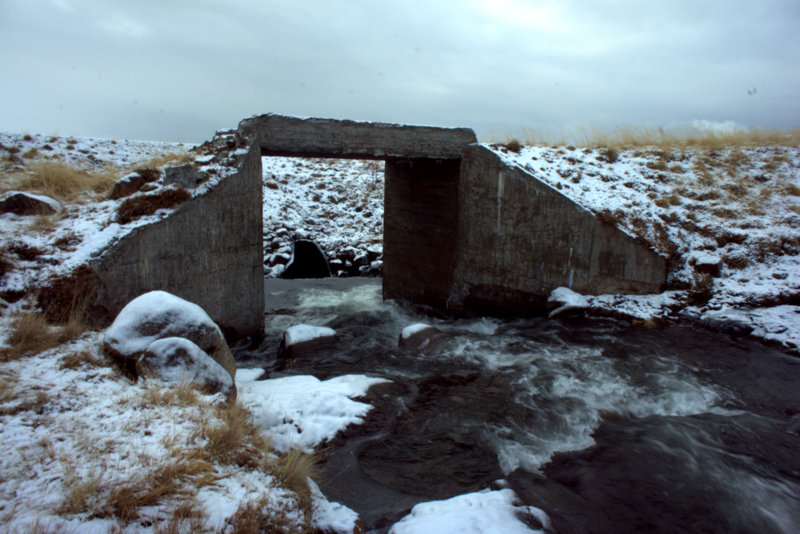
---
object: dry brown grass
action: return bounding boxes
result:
[38,265,98,326]
[103,459,210,522]
[59,463,104,515]
[26,214,60,234]
[59,349,105,371]
[0,368,18,403]
[491,124,800,150]
[274,448,318,495]
[137,152,195,169]
[153,499,207,534]
[191,402,270,469]
[140,380,202,408]
[1,312,62,361]
[9,161,118,202]
[1,293,93,361]
[226,494,309,534]
[0,389,50,416]
[116,187,191,224]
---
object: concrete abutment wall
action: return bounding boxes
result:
[89,137,264,337]
[383,158,461,310]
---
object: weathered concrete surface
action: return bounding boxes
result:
[383,158,461,310]
[446,145,667,315]
[239,114,476,159]
[89,137,264,337]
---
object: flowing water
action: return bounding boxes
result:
[238,278,800,533]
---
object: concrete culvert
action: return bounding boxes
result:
[281,240,332,279]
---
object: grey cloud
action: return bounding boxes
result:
[1,0,797,142]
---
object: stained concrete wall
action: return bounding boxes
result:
[90,139,264,337]
[239,114,476,160]
[447,145,667,315]
[383,158,461,310]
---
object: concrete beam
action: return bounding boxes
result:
[238,114,476,160]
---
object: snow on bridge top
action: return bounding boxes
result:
[238,113,477,160]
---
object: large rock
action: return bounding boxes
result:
[278,324,336,358]
[547,287,589,318]
[108,171,160,200]
[103,290,236,380]
[164,165,201,188]
[0,191,61,216]
[282,240,332,279]
[137,337,235,400]
[399,323,442,350]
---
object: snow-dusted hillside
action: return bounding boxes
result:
[491,142,800,351]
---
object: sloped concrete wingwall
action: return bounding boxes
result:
[90,142,264,337]
[448,144,667,315]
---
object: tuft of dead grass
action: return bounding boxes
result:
[1,294,93,361]
[11,161,118,202]
[489,124,800,150]
[59,462,104,515]
[116,187,191,224]
[38,264,99,326]
[140,380,202,408]
[103,459,208,522]
[136,152,195,169]
[153,499,207,534]
[26,214,60,234]
[191,402,270,469]
[59,349,104,371]
[2,312,62,360]
[226,494,310,534]
[274,448,318,496]
[0,368,18,403]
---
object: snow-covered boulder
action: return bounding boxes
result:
[278,324,336,358]
[388,488,551,534]
[103,290,236,380]
[108,171,149,199]
[399,323,441,350]
[547,287,589,319]
[690,252,723,277]
[0,191,61,216]
[137,337,235,400]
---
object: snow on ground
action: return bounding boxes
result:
[3,131,800,531]
[388,488,551,534]
[492,143,800,351]
[237,368,389,452]
[0,332,380,532]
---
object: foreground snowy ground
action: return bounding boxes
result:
[2,130,799,532]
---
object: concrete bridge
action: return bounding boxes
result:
[87,114,666,337]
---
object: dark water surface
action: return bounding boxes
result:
[238,278,800,533]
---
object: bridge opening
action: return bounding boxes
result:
[262,156,385,279]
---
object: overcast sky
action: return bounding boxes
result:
[1,0,798,142]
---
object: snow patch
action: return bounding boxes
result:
[284,324,336,347]
[236,370,389,452]
[389,488,551,534]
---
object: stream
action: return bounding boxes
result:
[236,277,800,533]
